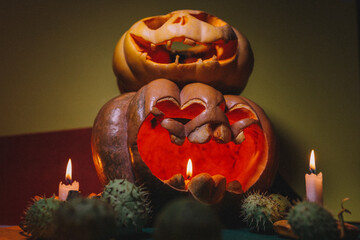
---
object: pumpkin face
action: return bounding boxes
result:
[92,79,277,208]
[113,10,254,94]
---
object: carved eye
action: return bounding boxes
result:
[190,13,227,27]
[143,15,171,30]
[172,16,187,25]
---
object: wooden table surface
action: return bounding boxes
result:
[0,226,26,240]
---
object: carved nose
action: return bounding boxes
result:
[172,16,187,25]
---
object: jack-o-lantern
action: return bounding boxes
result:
[113,10,254,94]
[93,10,277,225]
[91,79,277,223]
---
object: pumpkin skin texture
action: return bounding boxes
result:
[91,79,277,225]
[91,92,136,185]
[113,10,254,94]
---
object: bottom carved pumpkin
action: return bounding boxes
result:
[91,79,278,226]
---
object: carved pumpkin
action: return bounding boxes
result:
[113,10,254,94]
[91,79,277,222]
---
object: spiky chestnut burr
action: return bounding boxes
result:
[240,192,285,232]
[52,197,116,240]
[102,179,151,234]
[269,193,292,217]
[20,196,61,239]
[287,201,339,240]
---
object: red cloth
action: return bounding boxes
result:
[0,128,103,225]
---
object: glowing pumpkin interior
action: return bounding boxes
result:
[137,99,268,192]
[129,11,238,65]
[131,35,238,65]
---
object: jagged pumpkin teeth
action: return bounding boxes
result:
[215,45,224,58]
[183,38,196,46]
[212,175,227,203]
[213,124,232,144]
[188,173,226,204]
[160,118,184,134]
[164,173,185,189]
[188,123,212,144]
[230,118,258,136]
[114,10,254,94]
[170,134,185,146]
[234,131,246,144]
[188,173,214,203]
[150,43,156,51]
[131,35,226,64]
[174,54,180,64]
[166,40,172,49]
[227,180,243,194]
[160,119,186,146]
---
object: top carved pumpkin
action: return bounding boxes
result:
[113,9,254,94]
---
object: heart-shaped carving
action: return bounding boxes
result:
[151,82,229,145]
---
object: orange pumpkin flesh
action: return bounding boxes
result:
[137,108,266,193]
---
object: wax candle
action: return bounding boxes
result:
[59,159,79,201]
[305,150,323,205]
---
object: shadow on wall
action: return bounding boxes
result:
[270,121,303,202]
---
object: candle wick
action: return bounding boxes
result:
[66,178,73,185]
[310,168,316,174]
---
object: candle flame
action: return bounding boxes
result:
[309,150,316,173]
[186,159,193,179]
[65,158,72,183]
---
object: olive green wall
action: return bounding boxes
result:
[1,0,359,221]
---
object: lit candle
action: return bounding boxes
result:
[185,159,193,188]
[305,150,323,205]
[58,158,79,201]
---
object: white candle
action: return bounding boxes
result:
[58,159,79,201]
[305,150,323,205]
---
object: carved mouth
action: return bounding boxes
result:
[137,96,267,202]
[130,34,238,64]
